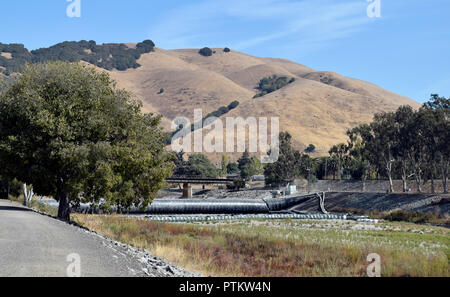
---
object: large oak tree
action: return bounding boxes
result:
[0,62,173,221]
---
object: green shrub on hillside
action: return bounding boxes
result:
[199,47,213,57]
[228,100,239,109]
[305,144,316,153]
[253,75,295,98]
[205,101,239,119]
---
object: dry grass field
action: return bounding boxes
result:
[73,214,449,277]
[15,197,449,277]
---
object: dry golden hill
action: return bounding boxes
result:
[0,45,412,163]
[104,47,420,162]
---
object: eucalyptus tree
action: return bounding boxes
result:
[264,132,303,187]
[338,96,448,194]
[347,124,374,192]
[417,109,440,193]
[328,143,348,180]
[422,94,449,193]
[0,62,174,221]
[375,112,398,192]
[394,106,416,192]
[325,156,340,180]
[238,150,263,180]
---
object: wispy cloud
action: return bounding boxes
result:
[149,0,371,55]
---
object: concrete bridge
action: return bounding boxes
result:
[166,177,236,198]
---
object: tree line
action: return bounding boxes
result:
[172,150,263,181]
[342,95,449,193]
[264,95,449,193]
[0,40,155,75]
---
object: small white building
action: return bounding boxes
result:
[286,184,297,195]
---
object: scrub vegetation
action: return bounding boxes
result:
[253,75,296,98]
[73,214,449,277]
[199,47,213,57]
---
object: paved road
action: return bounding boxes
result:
[0,199,190,277]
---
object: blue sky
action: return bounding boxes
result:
[1,0,449,103]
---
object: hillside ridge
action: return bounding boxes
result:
[0,41,421,161]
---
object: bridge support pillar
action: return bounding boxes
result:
[182,183,192,198]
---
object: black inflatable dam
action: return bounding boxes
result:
[71,194,321,214]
